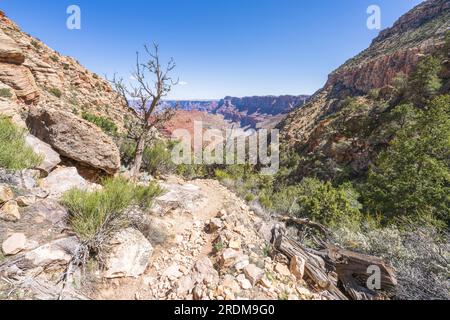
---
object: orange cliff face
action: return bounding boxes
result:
[0,10,131,129]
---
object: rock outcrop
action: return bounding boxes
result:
[279,0,450,179]
[27,107,120,174]
[0,9,132,128]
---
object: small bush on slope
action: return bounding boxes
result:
[0,118,42,170]
[82,112,118,136]
[333,220,449,300]
[62,177,163,251]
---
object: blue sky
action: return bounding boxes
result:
[1,0,423,99]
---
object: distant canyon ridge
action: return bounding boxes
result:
[161,95,310,131]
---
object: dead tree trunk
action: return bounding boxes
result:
[272,226,397,300]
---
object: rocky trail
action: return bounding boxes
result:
[0,168,316,301]
[94,177,314,300]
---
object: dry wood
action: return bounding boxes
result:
[272,223,397,300]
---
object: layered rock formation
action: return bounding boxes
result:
[0,10,130,126]
[215,95,309,128]
[279,0,450,178]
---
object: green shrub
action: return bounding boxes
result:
[62,176,163,242]
[0,118,42,170]
[142,140,177,176]
[82,112,118,136]
[50,55,59,62]
[363,95,450,225]
[271,178,361,228]
[48,87,62,98]
[0,88,12,99]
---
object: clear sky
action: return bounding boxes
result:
[1,0,423,99]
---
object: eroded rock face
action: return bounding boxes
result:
[0,28,24,64]
[104,228,153,279]
[0,12,131,126]
[27,107,120,174]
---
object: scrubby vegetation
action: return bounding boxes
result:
[48,87,62,98]
[120,138,178,177]
[62,176,163,242]
[82,112,118,136]
[199,39,450,299]
[0,118,42,170]
[0,88,12,98]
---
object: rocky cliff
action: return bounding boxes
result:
[216,95,309,128]
[0,10,129,127]
[279,0,450,179]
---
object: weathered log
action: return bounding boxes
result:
[273,234,348,300]
[327,244,397,300]
[272,229,397,300]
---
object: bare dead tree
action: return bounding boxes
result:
[110,43,178,179]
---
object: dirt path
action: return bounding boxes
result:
[94,179,230,300]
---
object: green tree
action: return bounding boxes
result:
[407,56,442,105]
[364,95,450,225]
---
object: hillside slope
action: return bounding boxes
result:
[0,10,129,128]
[279,0,450,179]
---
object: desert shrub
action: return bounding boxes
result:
[82,112,118,136]
[333,220,449,300]
[271,178,361,228]
[50,55,59,62]
[48,87,62,98]
[142,140,178,176]
[62,176,163,243]
[30,40,40,49]
[119,138,178,176]
[0,118,42,170]
[0,88,12,99]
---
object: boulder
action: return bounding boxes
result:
[104,228,153,278]
[26,107,120,174]
[2,233,27,255]
[243,264,264,286]
[40,166,94,199]
[24,237,78,268]
[236,274,252,289]
[219,248,240,268]
[25,134,61,174]
[0,200,20,221]
[0,184,14,204]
